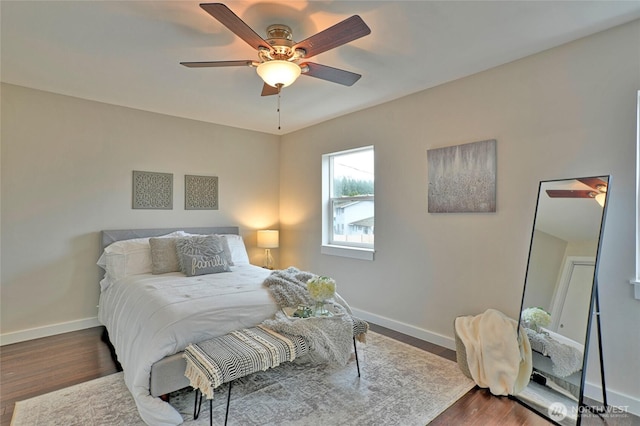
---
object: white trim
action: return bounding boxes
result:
[635,90,640,299]
[321,244,374,261]
[584,382,640,417]
[0,317,100,346]
[631,280,640,300]
[350,307,455,350]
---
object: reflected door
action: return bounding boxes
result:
[557,263,594,342]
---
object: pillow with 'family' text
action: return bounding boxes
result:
[175,235,230,276]
[180,253,230,276]
[179,232,237,266]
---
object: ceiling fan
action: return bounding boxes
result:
[180,3,371,96]
[545,177,608,205]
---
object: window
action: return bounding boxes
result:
[322,146,374,260]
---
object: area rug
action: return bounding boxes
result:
[11,331,474,425]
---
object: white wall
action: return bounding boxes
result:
[0,84,280,341]
[280,21,640,411]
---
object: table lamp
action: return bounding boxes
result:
[257,230,279,269]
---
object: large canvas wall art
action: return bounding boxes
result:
[427,139,496,213]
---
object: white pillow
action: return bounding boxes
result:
[221,234,250,265]
[97,231,185,283]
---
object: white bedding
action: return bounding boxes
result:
[98,264,279,425]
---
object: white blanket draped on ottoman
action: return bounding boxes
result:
[455,309,532,396]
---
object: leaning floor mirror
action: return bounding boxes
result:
[513,176,610,425]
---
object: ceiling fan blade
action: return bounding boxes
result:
[301,62,361,86]
[180,60,253,68]
[577,177,607,191]
[261,83,279,96]
[293,15,371,59]
[546,190,596,198]
[200,3,272,52]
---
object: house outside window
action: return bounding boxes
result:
[322,146,374,260]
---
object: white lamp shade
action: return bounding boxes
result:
[257,230,279,248]
[595,192,606,207]
[256,61,301,88]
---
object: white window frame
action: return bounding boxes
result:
[633,90,640,299]
[321,146,375,261]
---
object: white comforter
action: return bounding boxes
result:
[98,265,279,425]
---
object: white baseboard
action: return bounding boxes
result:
[0,317,101,346]
[584,382,640,417]
[351,307,456,350]
[352,307,640,418]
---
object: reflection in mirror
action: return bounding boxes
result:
[513,176,610,425]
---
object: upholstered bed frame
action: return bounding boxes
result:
[100,226,240,397]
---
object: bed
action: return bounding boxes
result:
[525,327,584,400]
[97,227,284,426]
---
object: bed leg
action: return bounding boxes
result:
[353,337,361,377]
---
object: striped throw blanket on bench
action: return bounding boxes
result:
[184,317,368,401]
[184,326,309,400]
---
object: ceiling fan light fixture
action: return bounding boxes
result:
[256,60,301,88]
[595,192,606,207]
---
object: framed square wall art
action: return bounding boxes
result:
[427,139,496,213]
[185,175,219,210]
[132,170,173,209]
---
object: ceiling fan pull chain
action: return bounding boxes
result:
[277,84,282,130]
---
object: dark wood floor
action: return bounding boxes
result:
[0,324,634,425]
[368,324,552,426]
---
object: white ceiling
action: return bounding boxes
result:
[535,178,608,243]
[2,1,639,135]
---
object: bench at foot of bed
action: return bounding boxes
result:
[184,318,368,426]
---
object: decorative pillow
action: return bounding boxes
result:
[149,237,180,274]
[175,235,230,276]
[181,253,230,276]
[179,232,236,266]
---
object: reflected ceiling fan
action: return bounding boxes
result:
[546,177,608,206]
[180,3,371,96]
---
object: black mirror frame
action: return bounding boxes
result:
[512,175,611,426]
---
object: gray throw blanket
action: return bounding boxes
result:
[526,328,583,377]
[262,267,355,366]
[262,267,316,308]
